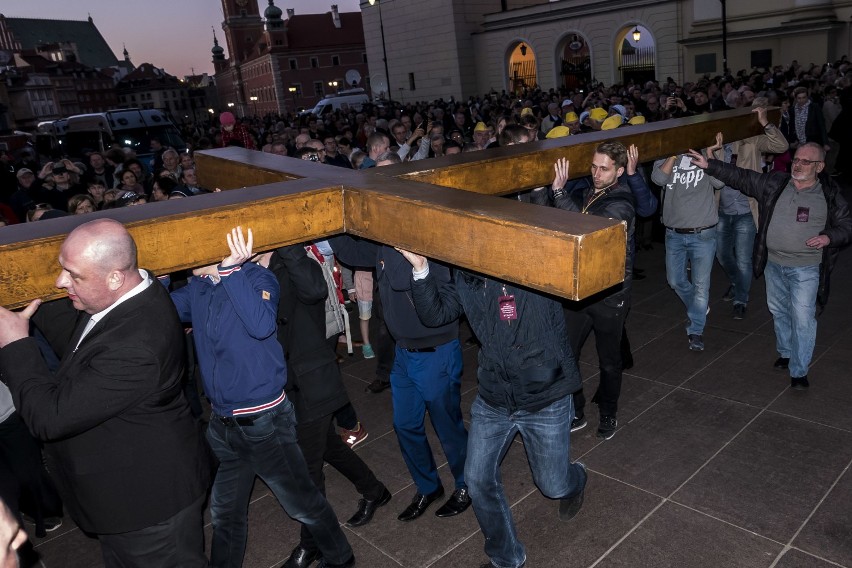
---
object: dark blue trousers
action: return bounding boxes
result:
[390,339,467,494]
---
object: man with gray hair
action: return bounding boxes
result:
[690,142,852,389]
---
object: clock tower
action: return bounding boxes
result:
[221,0,263,65]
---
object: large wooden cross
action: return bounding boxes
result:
[0,108,770,309]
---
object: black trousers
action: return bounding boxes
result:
[297,413,384,552]
[372,284,396,381]
[99,493,207,568]
[0,412,63,537]
[564,296,629,418]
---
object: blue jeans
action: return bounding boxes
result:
[466,394,587,568]
[764,261,819,378]
[391,339,467,495]
[665,227,717,335]
[206,399,352,568]
[715,212,756,306]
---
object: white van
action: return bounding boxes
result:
[304,88,370,117]
[37,109,185,162]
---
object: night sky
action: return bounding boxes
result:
[0,0,361,77]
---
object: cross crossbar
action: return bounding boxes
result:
[0,108,769,308]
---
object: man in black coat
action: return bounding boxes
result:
[397,249,588,568]
[0,219,211,567]
[548,142,636,440]
[261,245,390,568]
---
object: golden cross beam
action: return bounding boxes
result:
[0,108,769,309]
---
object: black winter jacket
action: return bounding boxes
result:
[329,236,459,349]
[705,160,852,307]
[411,270,581,413]
[269,245,349,423]
[553,178,636,288]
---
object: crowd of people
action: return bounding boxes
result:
[1,58,851,568]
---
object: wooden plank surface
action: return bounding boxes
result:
[343,183,625,300]
[392,107,777,194]
[1,111,772,308]
[0,182,344,308]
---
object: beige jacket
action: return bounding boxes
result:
[718,123,789,226]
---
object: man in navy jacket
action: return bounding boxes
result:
[171,227,354,568]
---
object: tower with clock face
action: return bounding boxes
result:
[221,0,263,65]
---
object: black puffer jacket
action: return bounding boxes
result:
[411,270,581,413]
[554,178,635,290]
[706,160,852,307]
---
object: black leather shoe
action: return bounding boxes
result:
[397,486,444,521]
[435,487,471,517]
[559,462,587,522]
[317,555,355,568]
[365,378,390,393]
[791,375,810,390]
[346,487,392,527]
[282,545,321,568]
[774,357,790,370]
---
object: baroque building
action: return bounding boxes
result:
[213,0,370,115]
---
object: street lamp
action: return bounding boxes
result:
[632,27,641,43]
[368,0,392,101]
[227,102,235,108]
[328,80,338,92]
[288,86,297,113]
[250,95,258,115]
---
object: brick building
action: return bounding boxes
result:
[0,13,133,130]
[213,0,369,116]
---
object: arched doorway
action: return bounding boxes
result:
[559,33,591,91]
[508,42,536,95]
[617,25,655,85]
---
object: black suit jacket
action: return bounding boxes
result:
[0,273,211,534]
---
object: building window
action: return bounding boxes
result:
[293,84,302,97]
[751,49,772,69]
[276,40,283,46]
[362,52,368,63]
[314,81,324,96]
[310,57,319,68]
[409,73,416,91]
[332,55,340,66]
[695,53,716,74]
[289,58,297,70]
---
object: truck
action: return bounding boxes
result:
[35,109,186,163]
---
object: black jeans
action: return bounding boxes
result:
[297,412,384,552]
[564,295,629,418]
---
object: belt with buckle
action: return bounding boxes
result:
[403,346,436,353]
[668,224,716,234]
[218,415,256,427]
